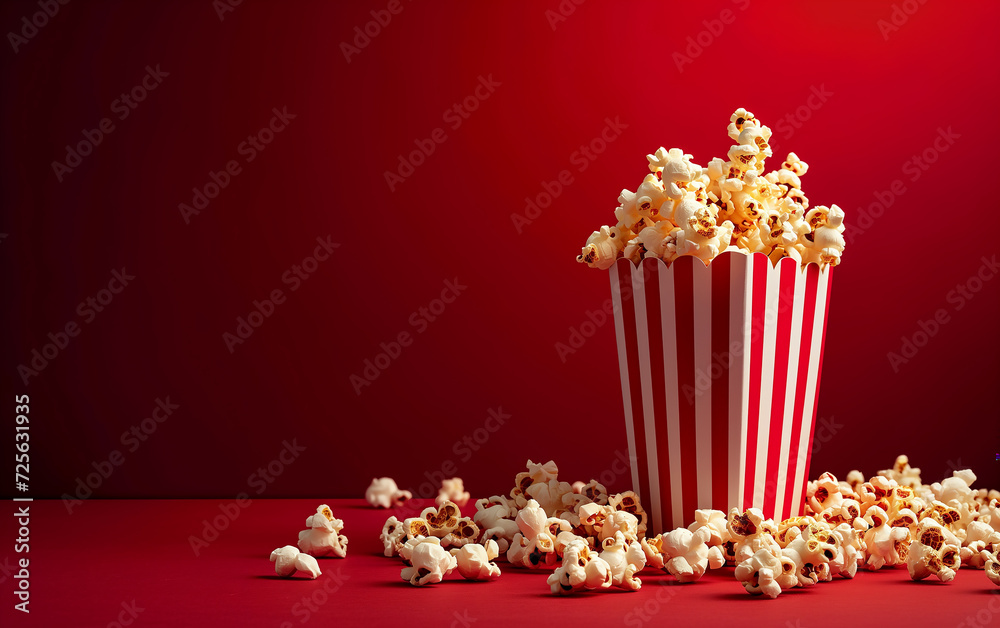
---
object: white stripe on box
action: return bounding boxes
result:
[660,264,683,530]
[631,264,662,535]
[610,269,641,498]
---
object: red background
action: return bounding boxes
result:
[2,0,999,504]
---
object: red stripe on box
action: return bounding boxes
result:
[673,257,698,522]
[710,254,731,512]
[617,262,650,504]
[642,260,672,531]
[783,265,819,518]
[763,260,796,517]
[801,269,834,507]
[743,255,768,509]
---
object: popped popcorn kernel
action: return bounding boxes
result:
[578,108,846,270]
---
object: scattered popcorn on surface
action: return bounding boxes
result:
[599,531,646,591]
[547,537,612,595]
[297,504,348,558]
[436,477,471,508]
[451,540,502,581]
[399,537,456,586]
[658,527,711,583]
[472,496,519,554]
[365,477,412,509]
[907,518,961,582]
[687,509,730,570]
[369,456,997,598]
[734,548,791,599]
[577,108,846,270]
[986,547,1000,586]
[269,545,321,579]
[380,516,406,557]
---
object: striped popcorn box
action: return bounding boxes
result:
[610,252,833,533]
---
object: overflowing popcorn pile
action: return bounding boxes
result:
[577,108,846,270]
[373,456,1000,595]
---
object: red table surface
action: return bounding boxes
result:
[2,498,999,627]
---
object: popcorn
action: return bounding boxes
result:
[400,537,457,586]
[960,521,1000,569]
[420,501,462,536]
[525,478,574,516]
[608,491,648,538]
[687,509,731,569]
[473,496,519,554]
[598,531,645,591]
[578,108,846,269]
[780,524,838,587]
[799,205,846,267]
[510,460,574,514]
[640,535,666,570]
[727,508,779,564]
[436,477,471,508]
[507,499,559,569]
[646,148,699,200]
[907,519,961,582]
[734,548,792,599]
[634,221,682,263]
[451,540,501,581]
[365,477,412,509]
[862,506,910,570]
[372,457,1000,598]
[576,479,609,506]
[441,517,480,549]
[659,527,711,583]
[986,547,1000,586]
[547,538,612,595]
[577,226,626,270]
[807,472,844,515]
[878,454,922,489]
[674,199,734,263]
[828,522,864,579]
[598,510,639,545]
[380,516,406,557]
[270,545,321,579]
[297,504,348,558]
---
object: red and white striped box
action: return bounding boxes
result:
[609,252,833,533]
